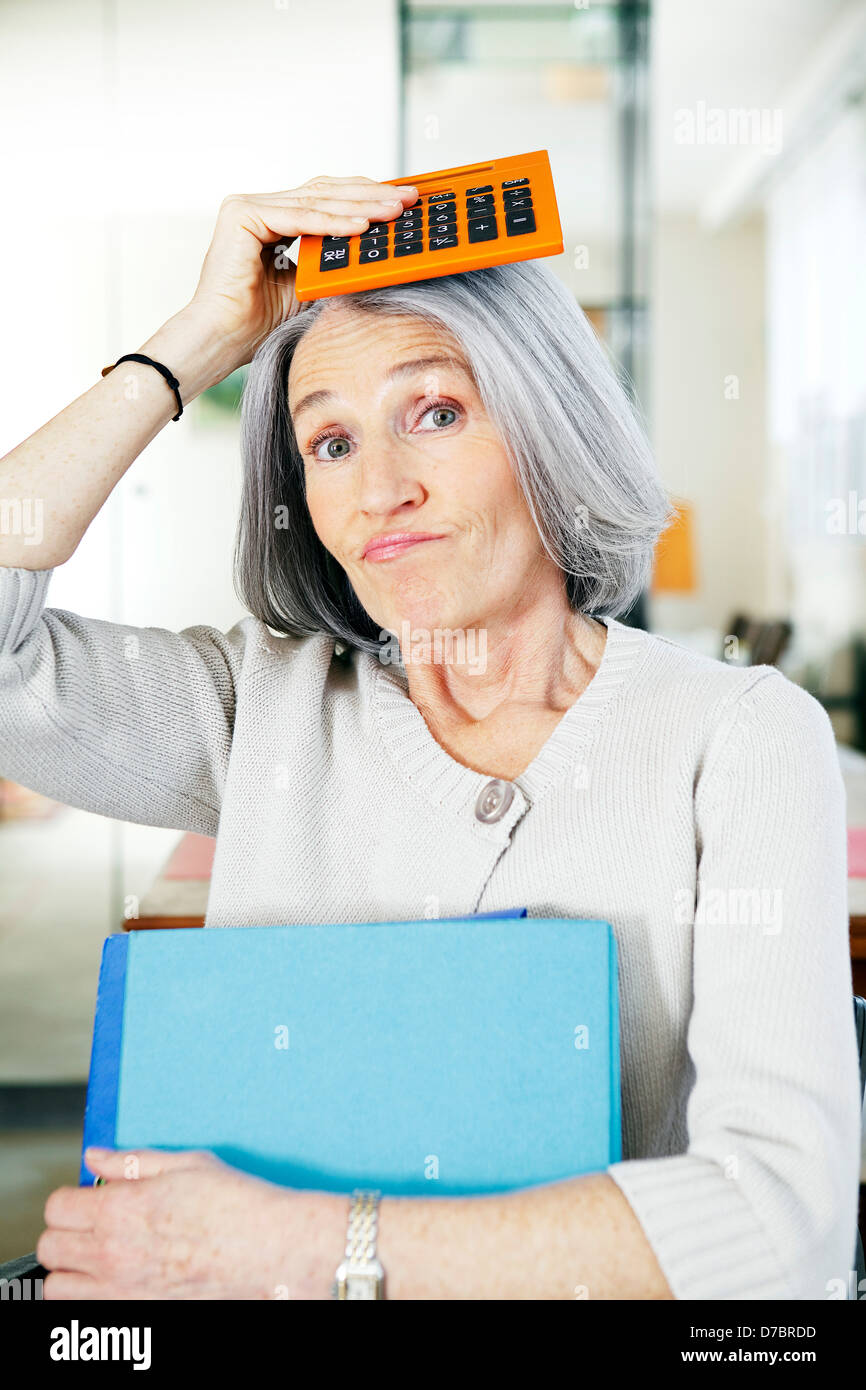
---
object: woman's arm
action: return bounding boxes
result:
[0,175,419,570]
[605,668,862,1301]
[0,176,420,824]
[40,1150,673,1300]
[0,307,243,570]
[373,1172,673,1299]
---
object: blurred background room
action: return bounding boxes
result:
[1,0,865,1266]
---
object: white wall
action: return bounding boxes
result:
[765,98,866,670]
[648,212,768,634]
[0,0,401,1078]
[0,0,400,631]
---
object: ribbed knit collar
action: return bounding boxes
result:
[368,615,646,819]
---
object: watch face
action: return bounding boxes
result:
[346,1277,379,1300]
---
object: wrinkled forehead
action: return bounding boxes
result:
[287,306,473,414]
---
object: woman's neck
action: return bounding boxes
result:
[399,596,608,757]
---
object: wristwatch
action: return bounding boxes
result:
[332,1189,386,1299]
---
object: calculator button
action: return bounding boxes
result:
[397,207,424,222]
[429,205,456,225]
[427,219,456,236]
[501,195,533,213]
[505,209,536,236]
[468,218,498,243]
[359,245,388,263]
[365,223,390,236]
[466,193,495,213]
[395,241,424,257]
[429,232,458,251]
[501,177,529,188]
[319,241,350,271]
[503,184,533,200]
[394,227,423,245]
[359,233,389,250]
[427,191,456,203]
[466,184,493,195]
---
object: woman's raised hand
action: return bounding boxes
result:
[0,175,416,569]
[188,175,419,366]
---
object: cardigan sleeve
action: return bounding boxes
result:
[606,668,862,1300]
[0,565,249,834]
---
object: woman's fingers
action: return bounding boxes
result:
[83,1145,217,1180]
[249,201,405,240]
[226,182,418,225]
[213,190,416,250]
[188,173,419,355]
[43,1271,107,1300]
[278,174,418,202]
[44,1183,98,1231]
[37,1227,101,1274]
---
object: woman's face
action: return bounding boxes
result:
[288,306,554,641]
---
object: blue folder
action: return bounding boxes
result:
[80,911,620,1196]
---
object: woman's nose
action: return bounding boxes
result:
[354,440,425,515]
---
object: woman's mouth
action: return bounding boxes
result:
[362,532,448,563]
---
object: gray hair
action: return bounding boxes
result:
[235,259,674,656]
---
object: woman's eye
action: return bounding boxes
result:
[418,403,459,430]
[313,435,351,461]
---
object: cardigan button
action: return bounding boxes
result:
[474,778,514,824]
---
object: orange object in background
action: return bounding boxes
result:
[294,149,564,301]
[651,498,697,595]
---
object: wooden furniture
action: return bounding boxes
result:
[840,745,866,996]
[125,832,213,930]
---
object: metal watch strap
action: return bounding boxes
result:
[332,1189,385,1300]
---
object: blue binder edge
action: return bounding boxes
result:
[79,933,129,1185]
[609,926,622,1162]
[448,907,526,920]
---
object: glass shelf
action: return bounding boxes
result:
[400,0,651,622]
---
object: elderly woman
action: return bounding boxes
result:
[0,176,860,1302]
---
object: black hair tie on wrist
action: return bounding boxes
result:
[101,352,183,420]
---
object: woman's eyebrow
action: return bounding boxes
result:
[290,354,469,422]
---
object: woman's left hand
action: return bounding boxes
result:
[37,1147,341,1300]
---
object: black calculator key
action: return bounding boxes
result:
[429,232,458,251]
[394,226,423,245]
[466,184,493,195]
[466,193,495,213]
[429,204,456,224]
[427,191,455,204]
[365,222,390,236]
[359,233,389,251]
[468,218,498,243]
[501,176,529,188]
[502,195,533,213]
[359,245,388,264]
[397,207,424,222]
[395,241,424,257]
[320,241,350,271]
[503,183,532,200]
[427,219,456,236]
[505,209,536,236]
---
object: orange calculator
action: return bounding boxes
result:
[293,149,563,302]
